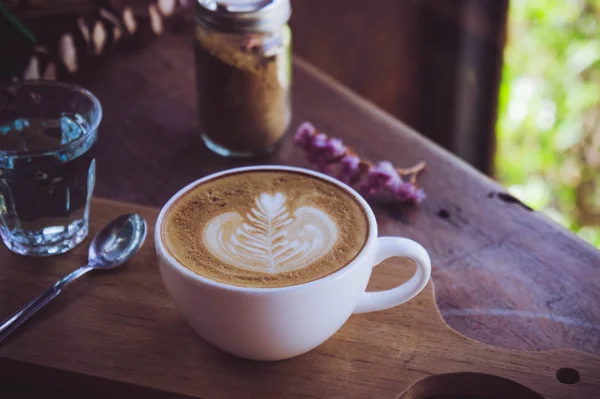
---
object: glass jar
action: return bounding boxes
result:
[195,0,292,158]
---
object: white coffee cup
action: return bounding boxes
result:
[155,166,431,361]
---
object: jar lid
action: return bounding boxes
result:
[196,0,292,33]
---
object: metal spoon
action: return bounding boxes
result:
[0,213,147,344]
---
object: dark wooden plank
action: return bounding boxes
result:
[290,0,508,172]
[68,32,600,356]
[0,199,598,399]
[417,0,508,173]
[290,0,423,130]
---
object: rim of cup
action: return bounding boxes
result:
[155,165,379,293]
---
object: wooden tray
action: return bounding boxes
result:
[0,198,598,398]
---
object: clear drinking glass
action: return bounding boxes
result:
[0,81,101,256]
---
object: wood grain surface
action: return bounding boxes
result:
[66,32,600,357]
[0,198,598,399]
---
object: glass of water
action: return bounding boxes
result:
[0,81,101,256]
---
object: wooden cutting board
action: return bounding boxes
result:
[0,198,598,399]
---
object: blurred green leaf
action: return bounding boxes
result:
[496,0,600,248]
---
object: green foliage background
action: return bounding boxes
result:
[496,0,600,247]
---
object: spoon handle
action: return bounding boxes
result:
[0,286,62,344]
[0,264,94,344]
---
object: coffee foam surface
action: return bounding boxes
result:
[163,171,369,288]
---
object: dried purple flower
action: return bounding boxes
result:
[296,127,347,173]
[294,122,426,204]
[372,161,403,190]
[359,162,398,197]
[339,154,361,183]
[393,182,427,203]
[310,133,328,150]
[414,188,426,203]
[294,122,317,149]
[324,138,347,159]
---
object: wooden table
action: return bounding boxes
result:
[3,32,600,396]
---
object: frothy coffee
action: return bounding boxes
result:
[162,171,369,288]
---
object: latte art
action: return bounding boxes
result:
[204,192,338,274]
[163,170,368,288]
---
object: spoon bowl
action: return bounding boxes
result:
[89,213,147,269]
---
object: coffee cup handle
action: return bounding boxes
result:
[353,237,431,314]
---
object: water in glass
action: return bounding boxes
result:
[0,114,96,256]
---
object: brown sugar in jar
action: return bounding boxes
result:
[195,0,292,158]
